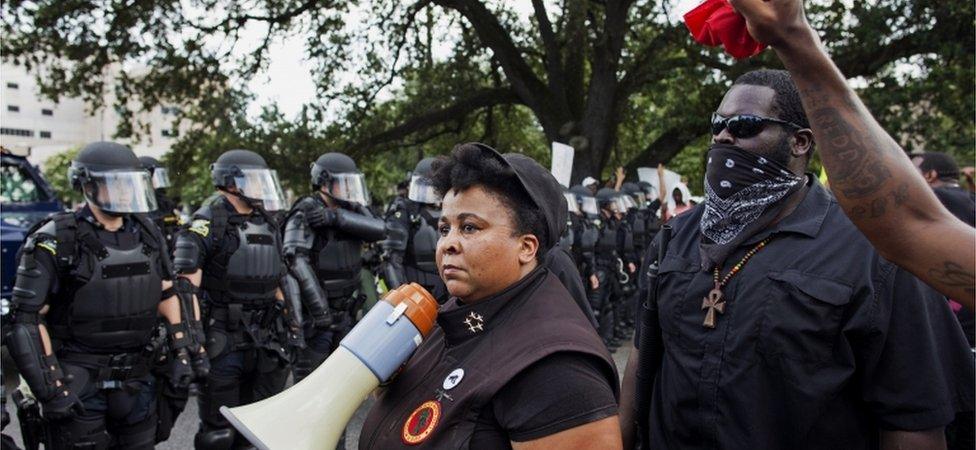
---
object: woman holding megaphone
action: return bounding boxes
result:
[359,143,622,449]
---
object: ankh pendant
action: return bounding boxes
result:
[701,287,726,329]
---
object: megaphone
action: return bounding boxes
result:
[220,283,438,450]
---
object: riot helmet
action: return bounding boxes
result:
[138,156,172,189]
[69,141,158,214]
[596,187,625,214]
[211,149,286,211]
[407,157,441,205]
[570,185,599,216]
[311,152,370,206]
[620,182,645,210]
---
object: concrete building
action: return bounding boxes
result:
[0,62,185,165]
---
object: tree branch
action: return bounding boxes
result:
[344,87,521,155]
[433,0,552,121]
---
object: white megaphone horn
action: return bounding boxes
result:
[220,282,438,450]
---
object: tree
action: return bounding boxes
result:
[3,0,971,187]
[41,147,82,205]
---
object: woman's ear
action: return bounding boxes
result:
[518,234,540,265]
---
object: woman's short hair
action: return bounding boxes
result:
[430,144,549,257]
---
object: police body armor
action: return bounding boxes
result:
[200,208,283,308]
[46,216,163,354]
[594,219,619,269]
[313,228,364,301]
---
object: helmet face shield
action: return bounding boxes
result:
[581,196,599,216]
[233,168,287,211]
[619,195,637,211]
[328,173,370,206]
[151,167,171,189]
[632,192,647,209]
[82,170,158,213]
[407,175,441,204]
[563,192,580,214]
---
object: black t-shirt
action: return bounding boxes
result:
[468,352,618,449]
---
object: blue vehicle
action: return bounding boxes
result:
[1,149,64,300]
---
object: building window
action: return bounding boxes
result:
[39,131,51,139]
[7,105,19,112]
[41,109,53,116]
[6,82,18,89]
[161,129,179,138]
[0,128,34,137]
[161,106,182,115]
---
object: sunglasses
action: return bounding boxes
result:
[711,113,802,138]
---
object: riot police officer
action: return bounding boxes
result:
[138,156,181,249]
[590,187,625,350]
[383,157,446,299]
[283,152,390,381]
[618,182,649,332]
[6,141,201,449]
[172,149,299,449]
[568,185,601,294]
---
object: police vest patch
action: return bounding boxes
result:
[401,400,441,445]
[188,219,210,237]
[36,240,57,255]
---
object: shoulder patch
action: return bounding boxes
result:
[189,219,210,237]
[36,240,57,255]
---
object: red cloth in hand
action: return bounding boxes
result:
[684,0,766,59]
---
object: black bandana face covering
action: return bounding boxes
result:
[699,143,804,270]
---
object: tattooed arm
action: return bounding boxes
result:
[729,0,975,307]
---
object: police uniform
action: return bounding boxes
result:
[589,210,621,347]
[283,193,388,383]
[383,196,446,299]
[8,207,172,449]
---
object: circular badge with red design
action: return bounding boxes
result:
[401,400,442,445]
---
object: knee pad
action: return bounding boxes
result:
[194,428,235,450]
[47,415,110,450]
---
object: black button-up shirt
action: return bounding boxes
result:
[642,179,974,449]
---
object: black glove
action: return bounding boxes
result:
[41,388,84,420]
[305,207,336,228]
[168,348,194,389]
[190,349,211,380]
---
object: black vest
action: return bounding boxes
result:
[200,203,283,306]
[47,215,163,353]
[360,269,618,449]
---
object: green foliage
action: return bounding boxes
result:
[4,0,970,198]
[41,148,82,205]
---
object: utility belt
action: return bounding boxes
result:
[58,350,152,388]
[208,302,279,351]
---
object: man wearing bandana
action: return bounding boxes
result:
[620,70,974,449]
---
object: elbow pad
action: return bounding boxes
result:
[283,212,314,257]
[12,242,54,323]
[172,233,201,274]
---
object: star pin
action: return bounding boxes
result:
[463,311,484,334]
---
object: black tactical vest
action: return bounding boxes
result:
[202,210,283,306]
[595,219,619,266]
[313,228,364,297]
[48,218,163,353]
[405,205,440,273]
